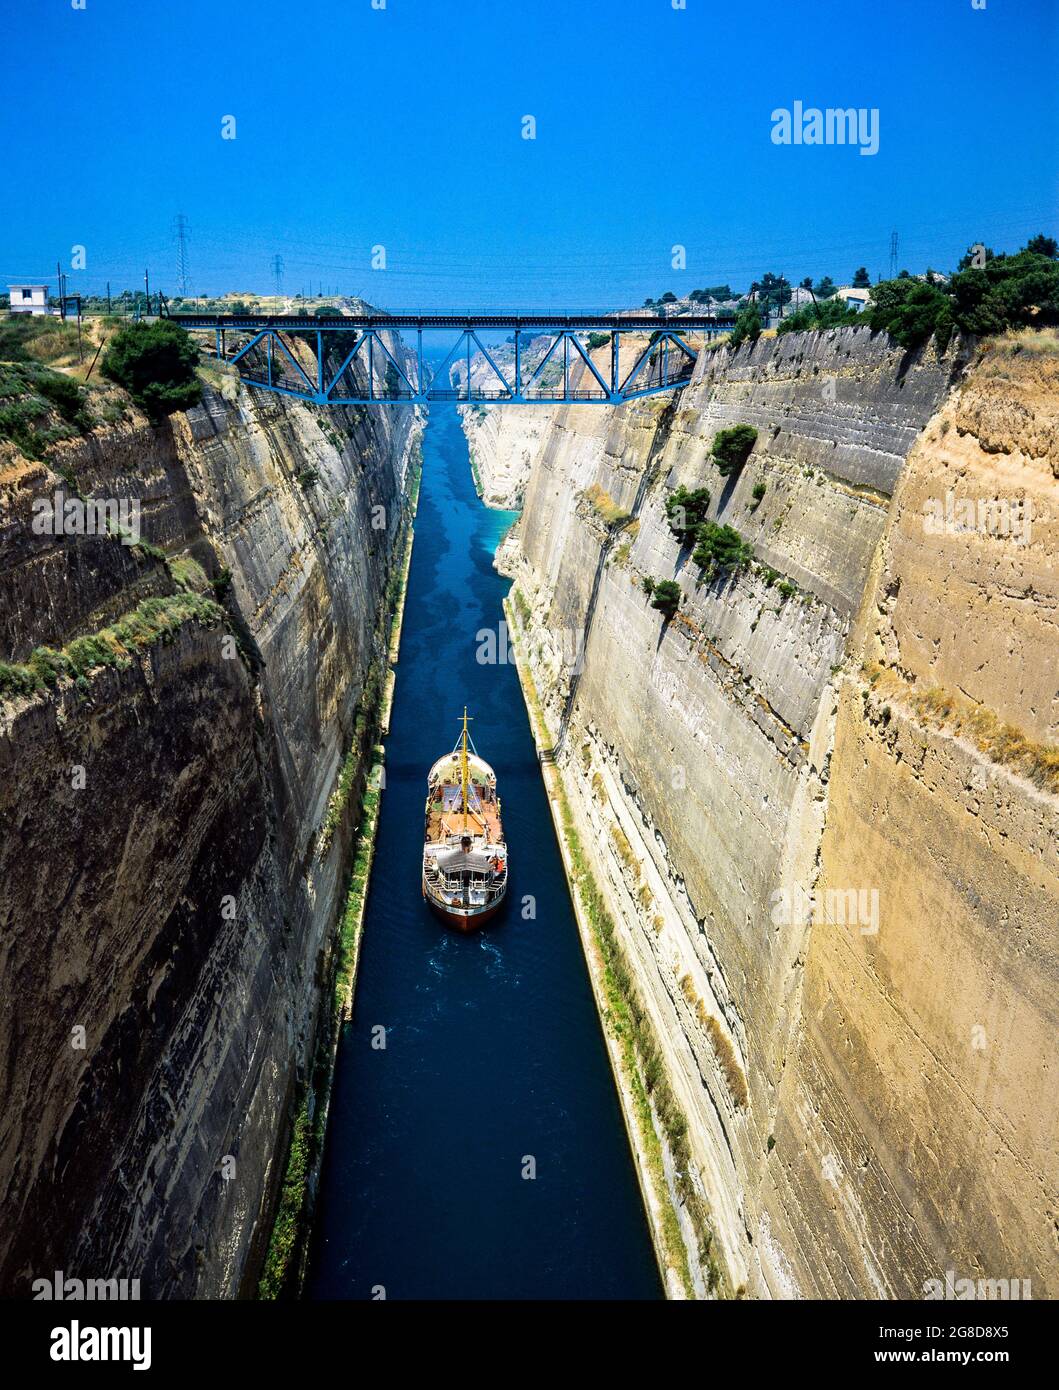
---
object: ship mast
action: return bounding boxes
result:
[460,706,471,831]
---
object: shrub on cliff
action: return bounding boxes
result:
[664,484,711,543]
[692,520,752,576]
[727,304,762,351]
[711,424,758,477]
[867,277,953,349]
[101,321,202,420]
[777,298,862,336]
[0,361,89,458]
[649,578,681,617]
[867,238,1059,350]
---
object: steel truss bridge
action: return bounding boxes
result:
[167,311,736,406]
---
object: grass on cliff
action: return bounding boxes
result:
[562,790,722,1295]
[0,591,226,704]
[680,976,749,1110]
[582,482,632,529]
[0,359,91,460]
[257,1102,312,1300]
[317,662,384,855]
[506,592,724,1297]
[332,752,384,1013]
[0,315,88,368]
[863,664,1059,794]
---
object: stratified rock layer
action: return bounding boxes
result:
[490,325,1058,1297]
[0,381,417,1296]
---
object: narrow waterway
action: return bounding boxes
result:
[306,406,661,1300]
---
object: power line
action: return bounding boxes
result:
[271,254,284,299]
[889,230,899,279]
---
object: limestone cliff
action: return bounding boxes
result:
[487,324,1058,1297]
[461,402,546,507]
[0,368,419,1297]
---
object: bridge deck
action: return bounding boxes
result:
[170,312,734,331]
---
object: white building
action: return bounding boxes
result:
[834,286,871,311]
[8,284,50,316]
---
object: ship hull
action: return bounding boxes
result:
[423,880,506,931]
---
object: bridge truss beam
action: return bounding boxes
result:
[175,313,734,407]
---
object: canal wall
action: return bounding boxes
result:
[0,367,421,1296]
[480,325,1059,1297]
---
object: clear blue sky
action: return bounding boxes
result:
[2,0,1056,309]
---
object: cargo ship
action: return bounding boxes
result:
[422,709,509,929]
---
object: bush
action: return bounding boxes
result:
[727,304,762,350]
[692,521,752,575]
[711,424,757,477]
[0,361,88,457]
[101,321,202,419]
[867,238,1059,350]
[587,332,611,350]
[664,484,711,542]
[649,578,681,617]
[867,277,952,349]
[35,370,87,426]
[777,297,862,336]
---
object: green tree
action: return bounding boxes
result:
[814,276,837,299]
[1025,234,1058,259]
[665,485,711,542]
[100,321,202,419]
[852,267,871,287]
[649,578,682,617]
[957,243,996,271]
[711,424,758,476]
[949,248,1059,336]
[867,277,951,348]
[728,304,762,350]
[690,284,734,304]
[692,521,752,575]
[756,272,792,317]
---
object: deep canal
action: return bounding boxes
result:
[306,405,661,1300]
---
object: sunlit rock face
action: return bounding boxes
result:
[0,380,418,1297]
[488,324,1058,1298]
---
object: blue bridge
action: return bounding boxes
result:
[167,311,735,406]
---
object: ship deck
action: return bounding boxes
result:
[426,783,504,846]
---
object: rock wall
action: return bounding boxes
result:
[0,371,419,1297]
[461,403,547,507]
[487,324,1058,1297]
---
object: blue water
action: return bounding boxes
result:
[306,407,661,1300]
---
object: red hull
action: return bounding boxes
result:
[424,889,505,931]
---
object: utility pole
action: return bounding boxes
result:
[173,213,191,296]
[106,281,111,314]
[144,268,150,317]
[271,254,284,301]
[889,230,899,280]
